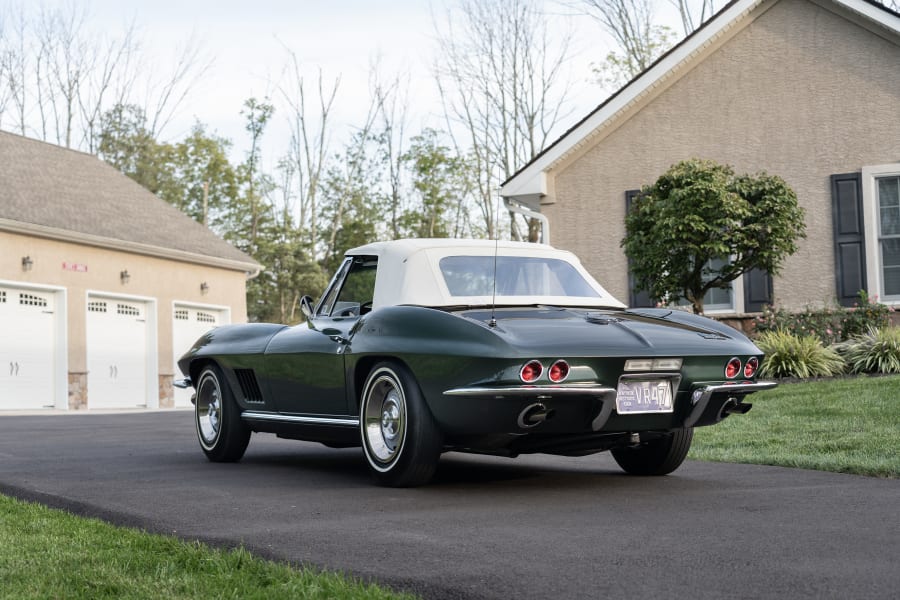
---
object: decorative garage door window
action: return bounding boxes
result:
[172,305,224,408]
[0,290,6,303]
[88,300,107,313]
[19,293,48,307]
[117,303,141,317]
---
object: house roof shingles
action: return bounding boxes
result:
[0,130,259,271]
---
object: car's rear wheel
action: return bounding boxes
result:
[611,427,693,476]
[195,364,250,462]
[360,361,442,487]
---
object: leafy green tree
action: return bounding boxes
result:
[168,124,239,230]
[319,129,388,272]
[622,158,806,314]
[400,128,471,239]
[222,98,280,322]
[579,0,677,89]
[97,103,174,195]
[98,106,238,234]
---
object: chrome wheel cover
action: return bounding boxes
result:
[363,372,406,468]
[196,373,222,447]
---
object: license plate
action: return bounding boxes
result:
[616,379,674,414]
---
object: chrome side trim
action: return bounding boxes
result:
[173,377,192,389]
[444,385,616,397]
[684,380,777,427]
[241,411,359,427]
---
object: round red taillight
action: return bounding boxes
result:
[725,357,742,379]
[744,356,759,378]
[520,360,543,383]
[548,360,570,383]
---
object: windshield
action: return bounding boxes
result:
[439,256,601,298]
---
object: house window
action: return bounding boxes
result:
[862,164,900,304]
[675,257,736,313]
[877,175,900,297]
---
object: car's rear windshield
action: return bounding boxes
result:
[439,256,601,298]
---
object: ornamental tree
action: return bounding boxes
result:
[621,159,806,314]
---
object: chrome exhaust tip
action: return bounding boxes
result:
[719,397,753,420]
[518,403,554,428]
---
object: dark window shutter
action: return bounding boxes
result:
[831,173,866,307]
[625,190,655,308]
[743,268,773,313]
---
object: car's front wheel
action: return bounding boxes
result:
[611,428,693,476]
[360,361,442,487]
[194,364,250,462]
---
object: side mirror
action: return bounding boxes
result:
[300,295,314,320]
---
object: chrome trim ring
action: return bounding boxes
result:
[195,372,221,448]
[362,371,407,469]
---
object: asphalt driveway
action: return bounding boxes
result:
[0,411,897,599]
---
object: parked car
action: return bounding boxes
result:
[176,239,774,486]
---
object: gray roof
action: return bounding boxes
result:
[0,130,259,271]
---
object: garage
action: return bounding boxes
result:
[0,285,62,410]
[86,295,154,409]
[2,130,260,410]
[172,304,228,407]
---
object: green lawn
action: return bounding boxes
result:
[0,494,412,600]
[689,374,900,478]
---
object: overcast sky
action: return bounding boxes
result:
[29,0,626,167]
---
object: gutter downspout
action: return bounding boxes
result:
[504,198,550,244]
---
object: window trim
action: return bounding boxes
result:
[672,257,742,315]
[862,163,900,305]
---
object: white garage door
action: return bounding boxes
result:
[0,286,57,409]
[172,305,225,408]
[87,297,149,409]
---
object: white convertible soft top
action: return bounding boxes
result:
[346,238,626,310]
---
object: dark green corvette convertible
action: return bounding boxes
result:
[176,239,774,486]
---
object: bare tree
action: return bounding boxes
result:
[370,57,410,240]
[141,34,211,139]
[34,3,92,147]
[576,0,676,89]
[78,20,140,153]
[322,98,380,263]
[0,3,207,150]
[1,5,30,135]
[279,49,340,255]
[669,0,717,36]
[434,0,574,239]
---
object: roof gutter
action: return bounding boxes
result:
[504,198,550,244]
[0,218,262,275]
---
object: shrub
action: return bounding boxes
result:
[754,291,892,345]
[756,330,846,378]
[835,326,900,374]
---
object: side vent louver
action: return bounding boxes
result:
[234,369,264,403]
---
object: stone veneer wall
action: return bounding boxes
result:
[68,372,87,410]
[158,375,174,409]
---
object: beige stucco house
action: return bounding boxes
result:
[0,131,260,411]
[502,0,900,318]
